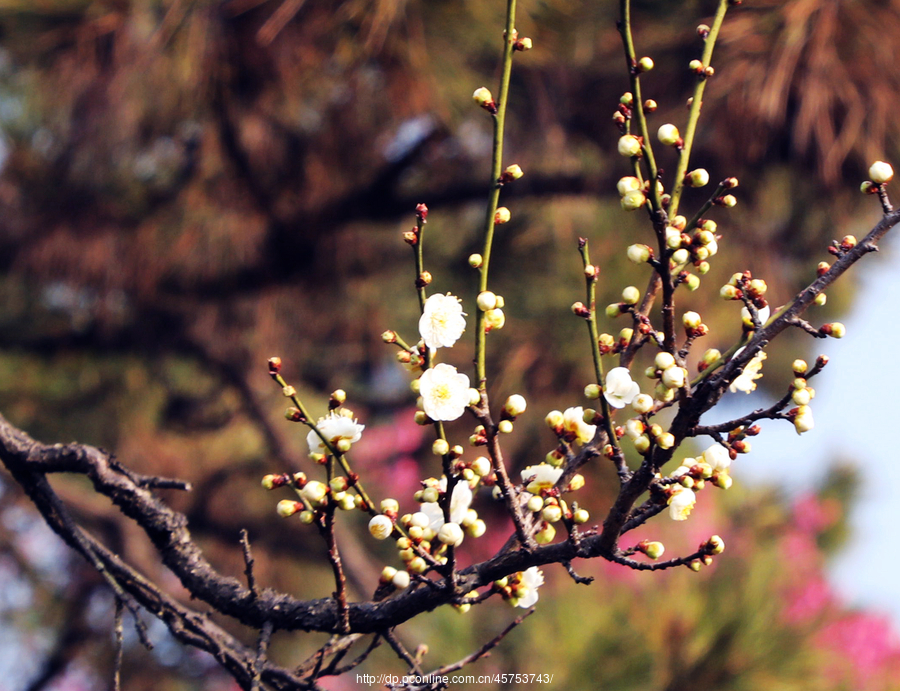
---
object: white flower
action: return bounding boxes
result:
[702,443,731,472]
[368,515,393,540]
[794,405,814,435]
[419,363,471,421]
[307,412,365,455]
[730,351,767,393]
[513,566,544,608]
[603,367,641,409]
[562,406,597,444]
[418,293,467,350]
[667,486,696,521]
[421,480,473,532]
[520,464,563,494]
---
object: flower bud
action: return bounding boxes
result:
[617,176,642,196]
[685,273,701,290]
[655,352,676,370]
[267,356,282,374]
[369,515,394,540]
[627,244,652,264]
[494,207,511,224]
[534,522,556,544]
[470,456,491,477]
[657,432,675,449]
[658,123,681,146]
[687,168,709,187]
[545,410,564,428]
[682,311,702,330]
[392,570,411,589]
[477,291,498,311]
[642,541,665,560]
[824,322,845,338]
[473,86,495,110]
[621,189,647,211]
[438,522,464,547]
[661,366,686,389]
[634,434,651,453]
[432,439,450,456]
[814,293,827,306]
[497,419,513,434]
[484,308,505,330]
[584,383,601,399]
[718,194,737,207]
[637,56,654,72]
[688,59,703,73]
[606,303,623,319]
[705,535,725,554]
[468,253,483,268]
[618,134,642,158]
[672,248,689,265]
[276,500,302,518]
[542,505,563,523]
[720,284,740,300]
[793,405,814,434]
[631,394,654,414]
[572,508,589,524]
[869,161,894,184]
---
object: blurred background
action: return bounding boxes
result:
[0,0,899,689]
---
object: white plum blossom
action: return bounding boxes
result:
[562,406,596,444]
[603,367,641,409]
[418,293,467,350]
[419,363,471,421]
[730,350,767,393]
[521,464,563,494]
[667,486,696,521]
[421,480,473,533]
[513,566,544,608]
[307,412,365,455]
[702,443,731,472]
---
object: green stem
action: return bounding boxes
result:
[619,0,660,211]
[667,0,730,218]
[579,241,622,458]
[475,0,518,388]
[273,373,377,515]
[412,212,435,370]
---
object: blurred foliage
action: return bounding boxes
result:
[0,0,898,689]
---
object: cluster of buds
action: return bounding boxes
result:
[616,175,648,212]
[476,290,506,332]
[613,92,634,132]
[861,161,894,193]
[682,310,708,338]
[664,217,718,277]
[827,234,858,259]
[720,272,770,330]
[645,351,688,402]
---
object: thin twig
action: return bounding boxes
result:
[240,529,259,599]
